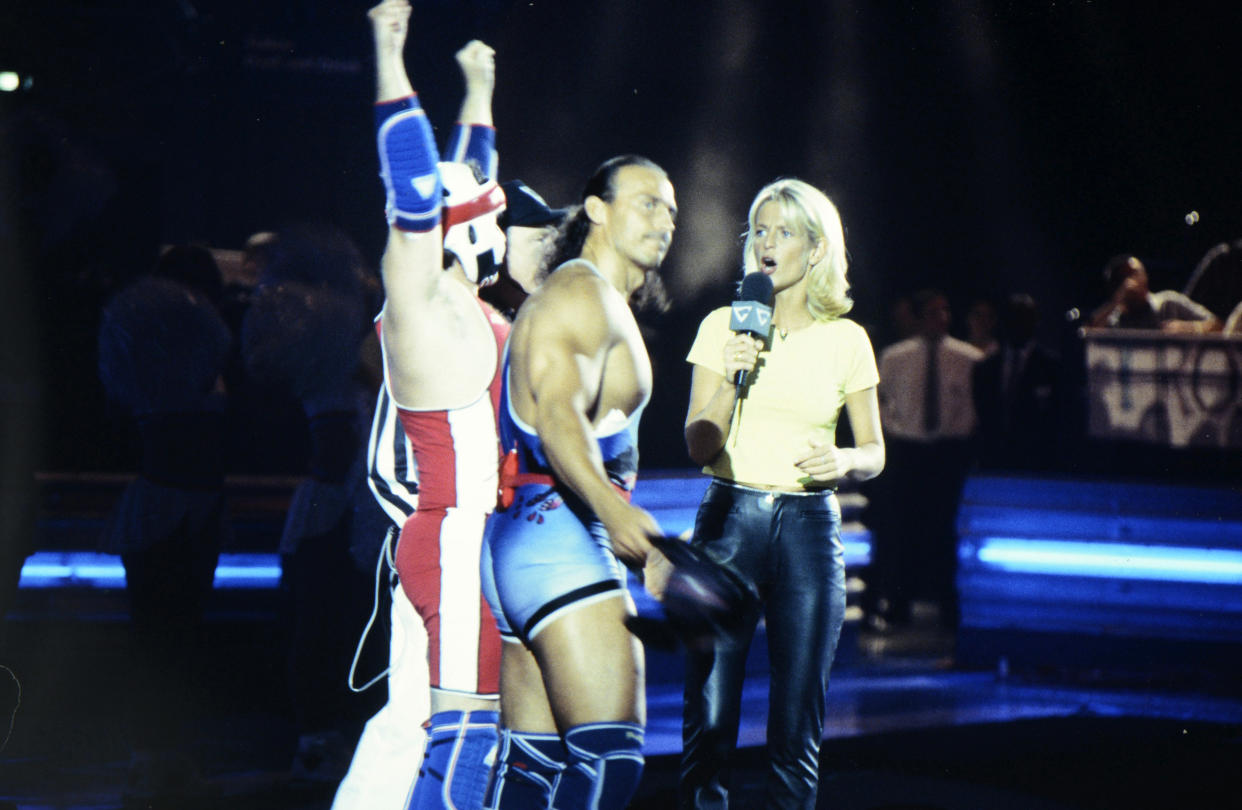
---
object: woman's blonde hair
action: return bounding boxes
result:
[741,178,852,320]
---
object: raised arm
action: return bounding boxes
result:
[369,0,445,338]
[370,0,414,102]
[443,40,498,178]
[454,41,495,128]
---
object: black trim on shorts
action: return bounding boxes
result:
[522,579,623,641]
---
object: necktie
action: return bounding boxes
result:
[1000,346,1017,433]
[923,338,940,434]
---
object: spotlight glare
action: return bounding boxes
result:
[0,72,20,92]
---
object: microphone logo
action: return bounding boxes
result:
[729,301,773,338]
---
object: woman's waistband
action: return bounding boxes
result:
[710,477,837,497]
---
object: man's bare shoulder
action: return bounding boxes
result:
[514,260,619,351]
[545,259,611,292]
[524,260,614,314]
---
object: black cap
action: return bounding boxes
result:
[499,180,567,229]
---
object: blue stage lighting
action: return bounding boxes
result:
[212,554,284,588]
[19,551,286,590]
[974,538,1242,584]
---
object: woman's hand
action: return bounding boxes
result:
[722,334,762,385]
[794,440,852,483]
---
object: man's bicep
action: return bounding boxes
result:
[525,292,610,412]
[526,328,595,415]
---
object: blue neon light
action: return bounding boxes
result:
[842,538,870,568]
[975,538,1242,584]
[21,540,870,592]
[20,552,285,590]
[212,555,284,588]
[20,552,127,589]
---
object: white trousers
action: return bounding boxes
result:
[331,584,431,810]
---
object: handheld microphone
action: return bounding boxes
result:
[729,272,774,387]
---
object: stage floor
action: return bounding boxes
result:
[2,604,1240,810]
[7,468,1241,808]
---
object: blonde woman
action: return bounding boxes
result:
[680,178,884,810]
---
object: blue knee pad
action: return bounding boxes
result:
[550,722,645,810]
[483,729,566,810]
[408,710,498,810]
[375,94,442,232]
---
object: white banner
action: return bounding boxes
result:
[1084,329,1242,448]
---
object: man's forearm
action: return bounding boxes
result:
[457,81,493,127]
[376,50,414,102]
[538,401,626,512]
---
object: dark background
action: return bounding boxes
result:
[3,0,1240,473]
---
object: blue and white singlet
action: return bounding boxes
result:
[480,348,646,643]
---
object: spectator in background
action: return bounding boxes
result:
[216,231,278,336]
[868,289,982,634]
[873,292,919,353]
[153,244,226,304]
[972,293,1060,471]
[1088,254,1220,333]
[965,296,1000,356]
[222,230,316,477]
[240,223,376,784]
[97,259,232,805]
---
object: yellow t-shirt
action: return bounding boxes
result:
[686,307,879,489]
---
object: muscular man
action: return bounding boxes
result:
[366,2,509,807]
[480,155,677,810]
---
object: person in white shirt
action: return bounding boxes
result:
[867,289,982,633]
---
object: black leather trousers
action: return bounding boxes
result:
[679,480,847,810]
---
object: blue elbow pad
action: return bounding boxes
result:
[375,95,442,232]
[444,123,498,181]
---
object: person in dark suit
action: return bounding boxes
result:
[972,292,1061,472]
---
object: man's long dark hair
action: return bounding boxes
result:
[540,155,670,313]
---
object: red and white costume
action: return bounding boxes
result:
[381,300,509,697]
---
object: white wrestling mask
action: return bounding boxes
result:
[439,161,507,286]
